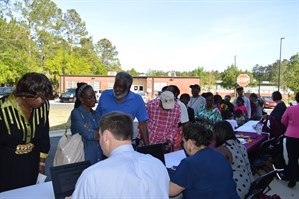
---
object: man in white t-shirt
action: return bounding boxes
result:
[167,85,189,125]
[187,84,206,114]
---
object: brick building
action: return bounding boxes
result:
[59,75,201,100]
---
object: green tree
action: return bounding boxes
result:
[267,59,288,84]
[283,53,299,92]
[203,72,216,91]
[95,38,121,72]
[221,64,240,89]
[146,69,168,76]
[78,37,107,75]
[127,68,138,76]
[63,9,88,53]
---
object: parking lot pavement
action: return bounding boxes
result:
[45,136,61,181]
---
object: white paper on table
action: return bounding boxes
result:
[235,120,259,133]
[164,149,187,168]
[237,138,248,144]
[36,173,47,184]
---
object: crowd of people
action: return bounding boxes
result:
[1,71,299,199]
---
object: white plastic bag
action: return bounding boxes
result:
[53,114,85,166]
[53,133,84,166]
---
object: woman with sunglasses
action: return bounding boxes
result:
[0,72,53,192]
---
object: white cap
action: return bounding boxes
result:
[160,91,175,109]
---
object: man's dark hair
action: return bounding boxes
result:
[180,93,190,102]
[161,86,168,92]
[236,87,244,92]
[100,112,133,141]
[167,85,180,98]
[249,93,258,99]
[272,91,282,101]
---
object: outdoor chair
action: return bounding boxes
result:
[245,170,278,199]
[251,137,276,176]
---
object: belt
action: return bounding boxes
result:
[15,143,34,155]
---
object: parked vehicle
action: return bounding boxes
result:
[94,90,102,103]
[261,96,277,109]
[137,91,147,103]
[0,87,15,98]
[59,88,76,103]
[289,101,297,106]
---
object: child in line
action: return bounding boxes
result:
[234,96,248,120]
[235,109,246,126]
[225,111,238,130]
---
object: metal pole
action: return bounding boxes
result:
[234,55,236,67]
[278,37,285,91]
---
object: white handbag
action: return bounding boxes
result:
[53,116,84,166]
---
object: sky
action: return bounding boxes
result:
[53,0,299,73]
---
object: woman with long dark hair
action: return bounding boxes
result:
[214,121,253,199]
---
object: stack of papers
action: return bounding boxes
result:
[235,120,259,133]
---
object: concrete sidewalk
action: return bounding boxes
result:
[45,129,65,181]
[49,129,66,137]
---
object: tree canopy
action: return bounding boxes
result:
[0,0,298,93]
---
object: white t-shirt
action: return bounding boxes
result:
[187,95,206,113]
[226,119,239,130]
[178,100,189,123]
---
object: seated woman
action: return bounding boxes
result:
[169,123,240,199]
[195,92,222,131]
[214,121,253,199]
[71,83,102,164]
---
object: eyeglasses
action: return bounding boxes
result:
[26,94,46,101]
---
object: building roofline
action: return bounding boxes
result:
[59,74,199,79]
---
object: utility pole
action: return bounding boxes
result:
[278,37,285,91]
[234,55,237,67]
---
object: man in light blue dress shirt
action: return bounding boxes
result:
[70,112,170,199]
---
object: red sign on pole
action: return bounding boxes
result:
[237,74,250,87]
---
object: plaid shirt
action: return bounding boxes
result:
[146,98,181,145]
